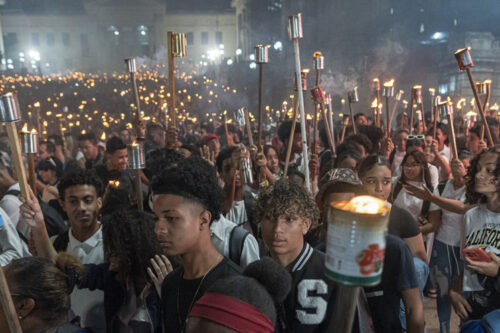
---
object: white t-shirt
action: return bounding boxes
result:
[66,227,106,331]
[440,145,451,161]
[462,205,500,292]
[429,180,466,247]
[391,150,406,175]
[0,183,22,228]
[393,163,439,189]
[392,180,424,220]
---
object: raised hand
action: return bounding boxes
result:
[19,186,44,228]
[147,254,173,296]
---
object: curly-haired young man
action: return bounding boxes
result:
[150,156,241,332]
[256,179,336,332]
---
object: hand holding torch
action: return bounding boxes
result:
[454,47,494,147]
[347,87,359,134]
[288,13,310,191]
[383,80,395,137]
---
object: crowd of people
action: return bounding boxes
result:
[0,87,499,333]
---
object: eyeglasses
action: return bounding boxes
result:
[407,135,424,141]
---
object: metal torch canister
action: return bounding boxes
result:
[395,90,403,101]
[455,48,474,70]
[372,79,380,92]
[171,33,187,57]
[348,87,359,103]
[0,94,22,123]
[124,58,137,73]
[383,85,394,98]
[313,55,324,70]
[412,85,422,104]
[288,14,303,39]
[294,69,309,91]
[22,130,39,154]
[325,196,390,286]
[127,143,145,170]
[255,45,269,64]
[311,86,325,105]
[476,81,486,95]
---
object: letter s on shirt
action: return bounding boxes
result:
[296,279,328,324]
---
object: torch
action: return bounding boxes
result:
[326,195,391,333]
[370,98,378,127]
[347,87,359,134]
[340,115,350,143]
[326,93,336,155]
[255,44,270,150]
[433,95,441,140]
[439,100,458,161]
[312,52,324,154]
[477,79,492,141]
[0,265,22,333]
[242,108,254,147]
[383,80,395,137]
[372,78,381,112]
[429,88,436,123]
[288,13,310,191]
[0,94,29,198]
[311,86,335,155]
[21,126,39,194]
[127,142,145,212]
[454,47,494,147]
[389,90,403,133]
[167,32,187,130]
[410,85,422,134]
[124,57,144,139]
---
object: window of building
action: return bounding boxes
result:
[216,31,223,45]
[3,33,18,49]
[80,33,89,57]
[201,31,208,45]
[31,33,40,46]
[47,33,55,46]
[62,33,70,46]
[186,32,194,45]
[137,25,149,45]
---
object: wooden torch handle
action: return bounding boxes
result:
[5,123,29,198]
[0,266,23,333]
[466,68,494,146]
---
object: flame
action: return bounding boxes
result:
[21,123,29,133]
[100,132,106,141]
[484,79,492,85]
[31,129,37,134]
[371,98,378,108]
[429,88,435,94]
[466,111,477,118]
[306,114,313,120]
[108,180,120,188]
[313,51,323,58]
[490,103,499,111]
[373,78,379,83]
[383,79,394,87]
[333,196,389,215]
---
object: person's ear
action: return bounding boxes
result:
[301,218,312,235]
[96,197,103,211]
[16,298,36,319]
[199,210,212,231]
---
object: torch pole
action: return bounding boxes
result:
[409,98,415,135]
[244,108,254,147]
[135,171,144,212]
[312,69,321,155]
[432,101,439,140]
[6,123,29,198]
[465,68,494,146]
[385,96,391,137]
[167,32,177,130]
[332,286,360,333]
[0,266,22,333]
[283,98,299,178]
[319,103,336,155]
[257,63,264,150]
[389,99,400,132]
[293,39,310,191]
[348,102,357,135]
[327,96,336,154]
[340,117,349,143]
[27,154,36,193]
[421,102,427,134]
[447,113,459,161]
[480,85,491,141]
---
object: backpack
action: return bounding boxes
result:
[6,189,68,238]
[228,225,249,266]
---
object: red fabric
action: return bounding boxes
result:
[189,292,274,333]
[202,134,218,145]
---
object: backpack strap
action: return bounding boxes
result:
[53,231,70,252]
[5,189,21,197]
[229,225,249,266]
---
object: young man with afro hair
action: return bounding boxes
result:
[150,156,241,332]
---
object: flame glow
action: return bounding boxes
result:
[383,79,394,87]
[371,98,378,108]
[333,196,389,215]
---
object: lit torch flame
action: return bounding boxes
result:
[333,196,389,215]
[371,98,378,108]
[383,79,394,87]
[21,123,29,133]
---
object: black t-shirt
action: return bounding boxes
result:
[160,257,241,333]
[388,205,421,239]
[364,234,419,333]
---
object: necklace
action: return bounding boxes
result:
[177,254,222,332]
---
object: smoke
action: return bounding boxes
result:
[135,46,168,75]
[367,36,409,80]
[320,67,360,96]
